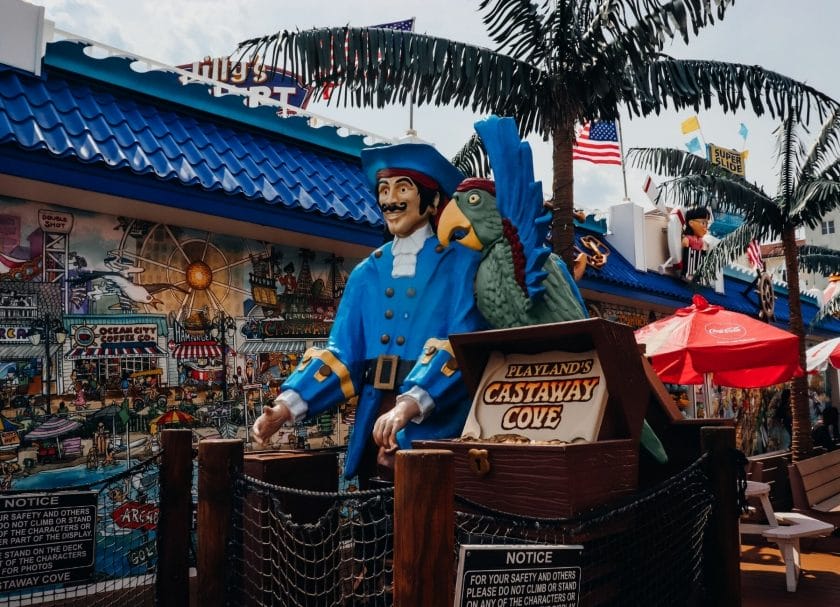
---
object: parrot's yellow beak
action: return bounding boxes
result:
[437,196,483,250]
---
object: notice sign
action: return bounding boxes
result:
[0,492,97,592]
[455,545,583,607]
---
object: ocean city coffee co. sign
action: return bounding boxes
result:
[179,56,312,111]
[73,324,158,347]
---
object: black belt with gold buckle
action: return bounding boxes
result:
[362,355,417,390]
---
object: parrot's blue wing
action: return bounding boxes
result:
[474,116,552,301]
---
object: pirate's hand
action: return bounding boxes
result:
[252,400,292,444]
[372,396,421,453]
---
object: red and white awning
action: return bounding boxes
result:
[170,341,225,360]
[66,343,166,359]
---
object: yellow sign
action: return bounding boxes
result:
[708,144,746,176]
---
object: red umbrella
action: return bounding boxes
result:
[635,295,802,388]
[806,336,840,372]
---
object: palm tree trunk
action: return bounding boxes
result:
[782,226,812,461]
[551,124,576,268]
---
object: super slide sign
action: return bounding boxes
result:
[0,492,97,592]
[455,545,583,607]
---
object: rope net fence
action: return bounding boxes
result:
[228,475,394,607]
[0,455,171,607]
[454,455,715,607]
[225,454,717,607]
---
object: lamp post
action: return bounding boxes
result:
[210,311,236,401]
[28,313,67,411]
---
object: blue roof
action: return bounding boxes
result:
[577,228,840,336]
[0,41,384,245]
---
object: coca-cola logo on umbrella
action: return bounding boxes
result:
[704,323,747,341]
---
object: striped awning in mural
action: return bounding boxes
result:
[66,343,166,359]
[170,341,225,360]
[238,340,307,354]
[24,417,82,440]
[0,344,60,359]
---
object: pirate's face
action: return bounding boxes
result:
[377,176,434,237]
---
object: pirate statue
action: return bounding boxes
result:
[253,140,487,484]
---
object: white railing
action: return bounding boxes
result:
[49,28,397,146]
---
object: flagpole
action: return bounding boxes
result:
[616,117,629,201]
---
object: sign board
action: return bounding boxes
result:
[0,325,31,343]
[73,323,158,347]
[178,56,312,111]
[455,544,583,607]
[0,491,97,592]
[37,209,74,234]
[708,144,745,176]
[461,350,608,443]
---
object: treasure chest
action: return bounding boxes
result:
[414,318,649,518]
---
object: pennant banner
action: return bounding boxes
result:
[681,115,700,134]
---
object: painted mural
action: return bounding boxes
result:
[0,194,359,492]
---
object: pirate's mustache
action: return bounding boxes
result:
[380,202,408,213]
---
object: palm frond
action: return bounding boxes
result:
[775,115,806,206]
[799,246,840,276]
[627,146,716,176]
[450,133,490,178]
[596,0,732,68]
[692,221,761,284]
[662,175,780,228]
[632,59,838,121]
[627,146,775,221]
[791,178,840,229]
[799,107,840,180]
[479,0,548,65]
[235,27,551,136]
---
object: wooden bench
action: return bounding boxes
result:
[761,512,834,592]
[788,449,840,527]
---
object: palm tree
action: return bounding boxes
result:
[627,108,840,461]
[236,0,835,266]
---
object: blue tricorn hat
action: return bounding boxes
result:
[361,142,465,195]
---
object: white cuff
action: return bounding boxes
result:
[276,390,309,422]
[402,386,434,424]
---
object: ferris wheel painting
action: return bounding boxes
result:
[116,220,260,320]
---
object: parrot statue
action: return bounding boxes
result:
[438,115,667,464]
[437,115,587,328]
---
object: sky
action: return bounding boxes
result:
[31,0,840,212]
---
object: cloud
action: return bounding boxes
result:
[33,0,840,210]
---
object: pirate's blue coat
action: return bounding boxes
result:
[282,234,486,477]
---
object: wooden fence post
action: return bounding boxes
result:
[156,429,193,607]
[197,439,244,607]
[393,449,454,607]
[701,426,741,607]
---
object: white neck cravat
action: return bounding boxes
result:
[391,223,433,278]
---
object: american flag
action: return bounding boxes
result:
[320,18,415,99]
[370,18,415,31]
[572,121,622,165]
[746,239,764,271]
